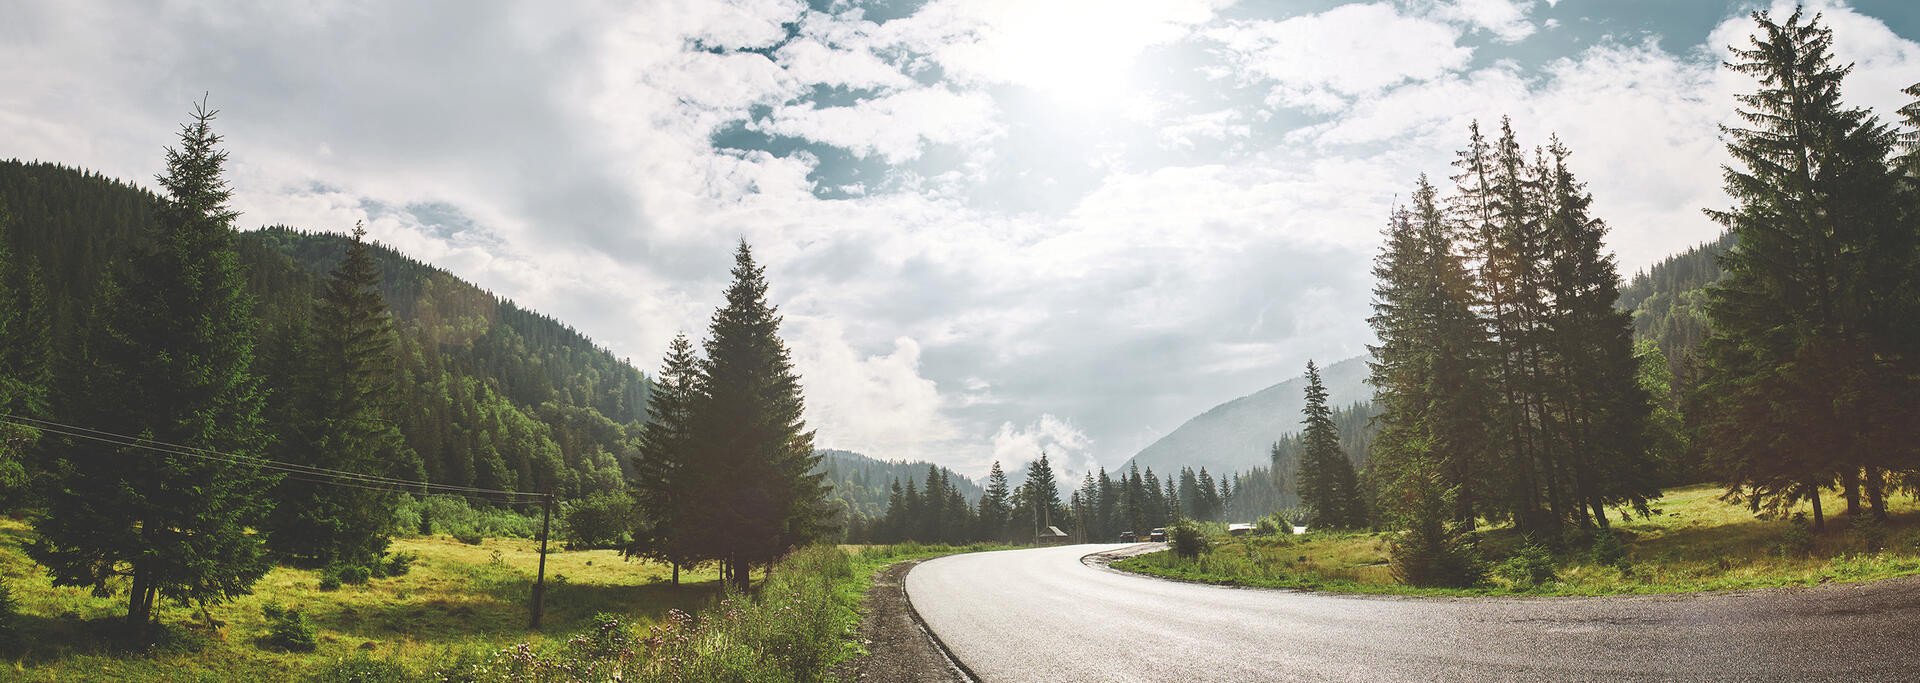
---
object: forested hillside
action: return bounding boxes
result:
[0,160,647,502]
[816,449,982,523]
[1619,231,1735,385]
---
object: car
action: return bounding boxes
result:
[1149,527,1166,542]
[1118,531,1137,542]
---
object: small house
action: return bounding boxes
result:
[1038,525,1071,546]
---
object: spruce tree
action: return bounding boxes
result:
[977,460,1010,542]
[1295,361,1366,528]
[0,199,52,502]
[1020,454,1064,540]
[31,102,277,629]
[693,242,826,588]
[1695,9,1910,528]
[265,224,420,567]
[628,333,700,578]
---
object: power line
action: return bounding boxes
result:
[0,412,549,502]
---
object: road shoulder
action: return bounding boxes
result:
[827,557,974,682]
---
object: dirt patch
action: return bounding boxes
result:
[828,558,973,682]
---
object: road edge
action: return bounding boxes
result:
[902,556,984,683]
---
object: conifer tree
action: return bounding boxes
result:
[692,242,827,588]
[0,199,52,502]
[977,460,1010,542]
[628,332,701,581]
[1695,9,1911,528]
[1019,454,1064,540]
[1295,361,1366,528]
[32,102,277,629]
[265,224,420,567]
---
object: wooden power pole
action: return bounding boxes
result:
[530,490,553,629]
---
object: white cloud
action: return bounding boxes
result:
[758,87,1003,163]
[992,414,1095,480]
[1416,0,1538,43]
[1209,4,1474,112]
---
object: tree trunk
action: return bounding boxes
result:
[671,562,679,587]
[1840,469,1861,517]
[1865,467,1889,522]
[1809,482,1825,532]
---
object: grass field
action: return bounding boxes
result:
[1116,483,1920,596]
[0,517,727,681]
[0,516,1012,681]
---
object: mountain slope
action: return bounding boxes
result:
[1121,356,1369,478]
[815,448,983,521]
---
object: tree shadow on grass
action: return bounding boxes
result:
[304,572,728,645]
[1,612,216,666]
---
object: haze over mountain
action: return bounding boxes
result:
[1121,356,1369,478]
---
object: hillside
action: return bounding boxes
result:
[816,448,983,522]
[1121,356,1369,478]
[1620,231,1734,385]
[0,159,647,502]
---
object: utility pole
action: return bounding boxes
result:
[530,490,553,629]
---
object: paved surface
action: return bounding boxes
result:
[905,543,1920,681]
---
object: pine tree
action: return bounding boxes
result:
[0,198,52,502]
[31,102,277,629]
[1695,9,1911,529]
[1295,361,1366,528]
[692,242,826,588]
[1019,454,1064,540]
[265,224,420,568]
[977,460,1010,542]
[628,333,701,580]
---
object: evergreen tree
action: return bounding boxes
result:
[1295,361,1367,528]
[628,333,701,581]
[31,102,277,628]
[1694,9,1912,529]
[692,242,827,588]
[977,460,1010,542]
[265,224,420,567]
[1020,454,1064,540]
[0,198,52,503]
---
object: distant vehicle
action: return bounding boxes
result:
[1149,527,1166,542]
[1118,531,1137,542]
[1228,523,1254,537]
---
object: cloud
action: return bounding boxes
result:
[1209,4,1474,112]
[758,87,1003,163]
[992,414,1095,480]
[1416,0,1539,43]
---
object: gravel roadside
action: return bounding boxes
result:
[827,558,973,682]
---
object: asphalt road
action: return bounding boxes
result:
[904,543,1920,682]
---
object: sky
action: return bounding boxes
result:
[3,0,1916,479]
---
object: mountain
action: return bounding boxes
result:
[1120,356,1369,479]
[1620,231,1734,386]
[815,448,983,522]
[1,160,647,502]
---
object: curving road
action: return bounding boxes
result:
[905,543,1920,681]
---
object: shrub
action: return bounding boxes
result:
[333,564,373,585]
[385,552,417,577]
[1850,515,1887,553]
[1495,542,1558,587]
[1776,520,1816,557]
[562,491,633,550]
[454,532,486,546]
[1169,519,1210,559]
[260,603,318,652]
[317,572,343,592]
[308,654,411,683]
[1589,531,1629,568]
[0,577,17,649]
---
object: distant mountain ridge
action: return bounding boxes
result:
[814,448,983,522]
[1121,356,1370,478]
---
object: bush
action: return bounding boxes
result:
[1776,520,1816,557]
[309,654,412,683]
[1495,542,1558,587]
[260,603,318,652]
[318,572,342,592]
[562,491,634,550]
[0,577,17,649]
[1169,519,1210,559]
[332,564,373,585]
[385,552,417,577]
[1589,531,1629,568]
[454,532,486,546]
[1850,515,1887,552]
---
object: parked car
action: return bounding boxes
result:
[1118,531,1137,542]
[1149,527,1166,542]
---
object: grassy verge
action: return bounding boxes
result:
[1114,483,1920,597]
[0,514,1013,681]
